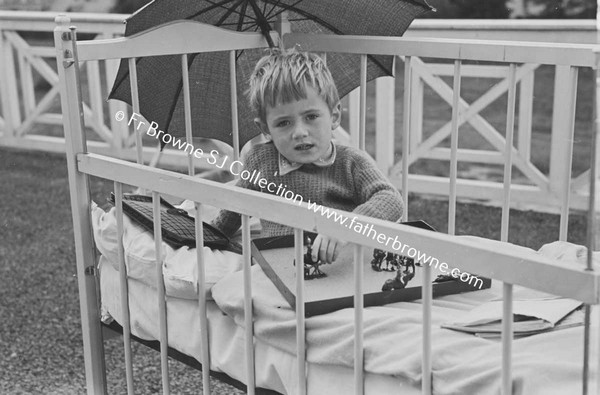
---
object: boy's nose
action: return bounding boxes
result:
[292,123,309,140]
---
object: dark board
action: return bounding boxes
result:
[252,223,491,317]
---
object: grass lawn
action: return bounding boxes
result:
[0,145,590,393]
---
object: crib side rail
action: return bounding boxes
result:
[77,152,600,305]
[75,19,278,61]
[284,33,597,67]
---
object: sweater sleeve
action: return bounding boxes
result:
[350,151,404,222]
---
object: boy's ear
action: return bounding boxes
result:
[254,117,269,136]
[331,102,342,130]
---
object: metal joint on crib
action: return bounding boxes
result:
[62,49,74,68]
[84,266,96,276]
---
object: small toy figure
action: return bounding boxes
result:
[294,236,327,280]
[370,249,387,271]
[371,249,403,272]
[381,255,416,291]
[433,274,454,283]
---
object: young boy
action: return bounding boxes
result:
[211,49,403,264]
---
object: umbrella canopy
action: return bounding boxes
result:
[108,0,433,149]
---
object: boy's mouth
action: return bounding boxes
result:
[295,143,314,151]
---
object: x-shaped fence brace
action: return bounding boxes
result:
[406,57,549,191]
[2,30,117,144]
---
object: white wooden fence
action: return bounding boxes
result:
[1,10,598,212]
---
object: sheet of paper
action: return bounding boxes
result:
[445,298,582,327]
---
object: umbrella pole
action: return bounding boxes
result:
[276,11,290,49]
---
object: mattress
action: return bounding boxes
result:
[93,203,598,394]
[99,256,421,395]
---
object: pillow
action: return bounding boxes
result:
[91,201,243,300]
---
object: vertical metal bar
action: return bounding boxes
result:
[501,63,517,395]
[152,191,170,395]
[55,18,107,393]
[349,89,360,149]
[354,245,364,395]
[294,229,306,395]
[559,66,579,242]
[585,56,600,395]
[448,60,462,236]
[583,304,591,395]
[128,57,143,165]
[194,202,211,395]
[402,56,412,222]
[409,71,424,153]
[181,54,194,176]
[517,68,534,161]
[87,60,104,141]
[502,284,514,395]
[359,54,367,151]
[104,39,128,153]
[241,214,255,395]
[421,246,432,395]
[550,65,576,236]
[501,63,517,243]
[114,182,135,394]
[230,50,240,162]
[375,77,395,174]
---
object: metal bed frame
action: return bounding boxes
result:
[54,13,600,395]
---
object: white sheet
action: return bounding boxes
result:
[95,199,599,395]
[210,239,598,395]
[99,256,421,395]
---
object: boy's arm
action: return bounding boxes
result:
[210,206,242,238]
[351,153,404,222]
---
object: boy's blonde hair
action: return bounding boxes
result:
[247,49,340,122]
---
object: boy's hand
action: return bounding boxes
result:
[311,234,347,264]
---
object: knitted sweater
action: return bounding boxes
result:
[211,142,404,237]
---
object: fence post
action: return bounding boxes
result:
[0,26,21,139]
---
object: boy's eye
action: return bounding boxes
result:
[275,120,290,128]
[307,113,319,120]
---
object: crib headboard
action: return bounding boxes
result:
[54,14,600,395]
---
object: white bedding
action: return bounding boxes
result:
[99,257,420,395]
[92,202,599,394]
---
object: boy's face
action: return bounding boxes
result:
[258,86,341,164]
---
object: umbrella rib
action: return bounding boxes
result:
[237,1,250,31]
[263,0,284,20]
[215,0,247,27]
[262,1,395,81]
[247,0,276,47]
[189,0,254,22]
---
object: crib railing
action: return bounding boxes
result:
[54,15,600,395]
